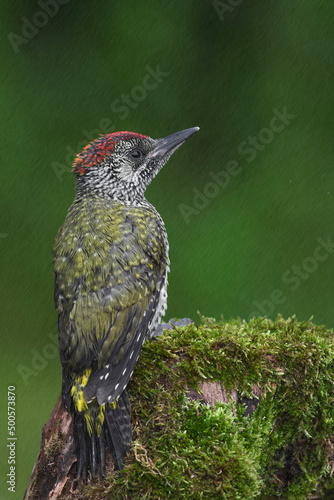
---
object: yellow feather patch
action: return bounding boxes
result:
[71,369,93,434]
[96,404,105,436]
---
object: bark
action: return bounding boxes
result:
[23,395,77,500]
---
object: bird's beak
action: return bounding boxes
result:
[151,127,200,158]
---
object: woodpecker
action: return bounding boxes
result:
[53,127,199,479]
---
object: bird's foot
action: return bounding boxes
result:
[152,318,194,338]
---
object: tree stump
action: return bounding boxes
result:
[23,317,334,499]
[24,382,263,500]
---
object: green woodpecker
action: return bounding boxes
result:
[53,127,199,479]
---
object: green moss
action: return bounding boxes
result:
[78,316,334,499]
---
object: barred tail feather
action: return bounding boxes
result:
[104,390,132,471]
[73,411,90,480]
[73,390,131,479]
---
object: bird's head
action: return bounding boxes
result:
[73,127,199,203]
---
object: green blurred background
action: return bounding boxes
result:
[1,1,333,497]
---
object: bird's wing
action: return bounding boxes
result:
[84,270,167,405]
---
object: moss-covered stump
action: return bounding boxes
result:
[27,316,334,499]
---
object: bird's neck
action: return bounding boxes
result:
[75,184,148,207]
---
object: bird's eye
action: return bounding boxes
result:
[129,149,142,160]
